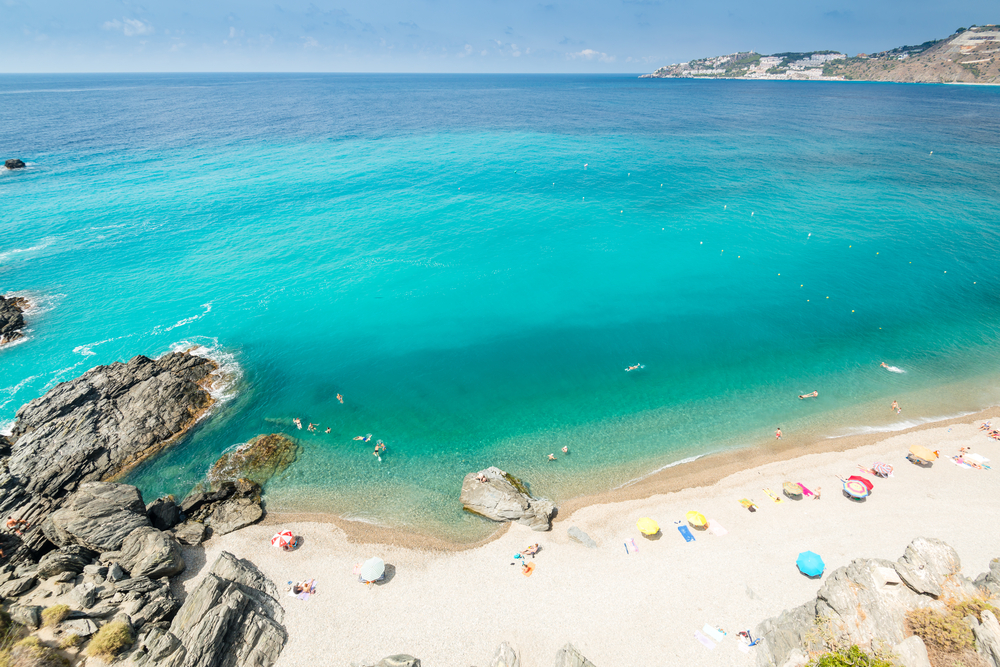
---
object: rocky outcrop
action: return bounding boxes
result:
[971,610,1000,667]
[122,551,287,667]
[0,352,217,563]
[753,538,1000,667]
[42,482,152,552]
[976,558,1000,599]
[118,526,185,579]
[35,545,98,578]
[4,158,26,169]
[553,644,597,667]
[147,496,182,531]
[208,434,299,487]
[181,479,264,536]
[0,294,28,345]
[460,467,556,531]
[490,642,520,667]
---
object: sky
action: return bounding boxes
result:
[2,0,996,73]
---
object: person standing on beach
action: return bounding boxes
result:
[891,400,901,414]
[776,427,782,440]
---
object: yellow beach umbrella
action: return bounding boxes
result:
[636,517,660,535]
[686,511,708,528]
[908,445,938,463]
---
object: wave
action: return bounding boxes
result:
[612,452,712,490]
[166,302,213,332]
[167,337,242,406]
[883,365,906,374]
[73,333,133,357]
[0,240,52,263]
[826,410,978,438]
[0,374,42,411]
[0,419,13,436]
[0,334,30,351]
[5,291,63,317]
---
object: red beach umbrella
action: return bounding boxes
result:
[271,530,295,549]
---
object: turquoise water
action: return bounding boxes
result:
[2,74,1000,540]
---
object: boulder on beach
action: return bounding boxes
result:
[41,482,151,552]
[181,478,265,536]
[460,467,556,532]
[0,294,28,346]
[208,433,300,487]
[4,158,26,169]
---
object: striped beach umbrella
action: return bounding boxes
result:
[841,478,870,499]
[872,462,893,477]
[270,530,294,549]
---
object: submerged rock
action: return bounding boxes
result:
[4,158,26,169]
[209,433,300,487]
[460,467,556,531]
[0,294,28,346]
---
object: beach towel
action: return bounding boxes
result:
[694,630,715,650]
[739,498,757,512]
[522,562,535,577]
[702,625,725,642]
[737,642,750,654]
[707,520,728,537]
[798,484,814,496]
[629,537,638,553]
[763,488,784,503]
[678,525,696,542]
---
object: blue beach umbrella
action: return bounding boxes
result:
[796,551,825,577]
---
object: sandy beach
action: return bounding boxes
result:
[179,414,1000,667]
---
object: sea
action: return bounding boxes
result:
[2,74,1000,541]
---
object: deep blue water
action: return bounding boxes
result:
[2,74,1000,539]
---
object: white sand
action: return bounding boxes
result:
[184,416,1000,667]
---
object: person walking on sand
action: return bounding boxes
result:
[776,427,782,440]
[891,400,900,414]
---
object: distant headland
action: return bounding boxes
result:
[641,25,1000,84]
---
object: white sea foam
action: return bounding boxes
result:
[884,365,906,373]
[827,410,977,438]
[0,240,52,263]
[0,374,42,411]
[0,420,13,436]
[73,334,132,357]
[612,453,711,490]
[167,337,242,406]
[166,302,213,331]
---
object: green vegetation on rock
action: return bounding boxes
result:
[808,645,894,667]
[85,621,134,661]
[0,636,69,667]
[906,596,997,655]
[209,433,300,487]
[40,605,70,628]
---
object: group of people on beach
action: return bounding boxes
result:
[980,421,1000,440]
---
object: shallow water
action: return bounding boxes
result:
[2,74,1000,540]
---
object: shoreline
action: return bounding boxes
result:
[262,404,1000,551]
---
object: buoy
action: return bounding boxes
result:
[724,205,727,209]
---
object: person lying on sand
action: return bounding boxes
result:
[798,391,818,399]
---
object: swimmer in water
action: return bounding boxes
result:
[562,446,568,454]
[547,453,556,461]
[625,363,642,372]
[776,427,782,440]
[363,433,372,443]
[325,428,331,434]
[293,418,302,430]
[881,362,888,369]
[798,391,818,399]
[337,394,343,404]
[891,400,900,414]
[352,435,364,441]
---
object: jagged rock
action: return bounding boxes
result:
[70,582,97,608]
[206,497,263,535]
[36,545,98,579]
[147,497,182,531]
[4,159,26,169]
[0,294,28,346]
[208,434,299,487]
[460,467,556,531]
[132,589,181,631]
[108,562,126,582]
[42,482,151,552]
[119,526,185,579]
[895,537,961,597]
[116,576,163,595]
[173,521,206,546]
[754,599,821,667]
[976,558,1000,600]
[377,657,420,667]
[781,649,809,667]
[182,480,264,536]
[63,618,100,636]
[120,551,286,667]
[0,575,37,597]
[972,610,1000,667]
[894,635,932,667]
[553,643,596,667]
[14,562,38,579]
[567,527,597,548]
[9,603,41,629]
[490,642,520,667]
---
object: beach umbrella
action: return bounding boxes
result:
[872,462,893,477]
[359,557,385,583]
[841,478,870,499]
[636,518,660,535]
[908,445,938,463]
[847,475,873,491]
[270,530,294,549]
[685,511,707,528]
[782,482,804,499]
[796,551,825,577]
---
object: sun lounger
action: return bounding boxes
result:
[763,488,784,503]
[694,630,715,650]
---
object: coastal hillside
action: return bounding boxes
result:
[641,24,1000,83]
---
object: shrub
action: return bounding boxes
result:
[85,621,133,661]
[57,634,81,650]
[0,636,69,667]
[40,605,70,628]
[808,644,894,667]
[906,596,997,667]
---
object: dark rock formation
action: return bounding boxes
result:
[172,521,206,546]
[0,352,217,563]
[35,545,98,578]
[208,433,299,487]
[182,479,264,536]
[122,551,287,667]
[42,482,152,552]
[460,467,556,531]
[147,496,182,531]
[753,537,1000,667]
[0,294,28,345]
[4,158,26,169]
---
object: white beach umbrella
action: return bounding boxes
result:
[359,557,385,582]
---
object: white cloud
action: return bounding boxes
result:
[102,18,153,37]
[481,50,487,56]
[569,49,614,62]
[229,27,237,39]
[302,36,320,49]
